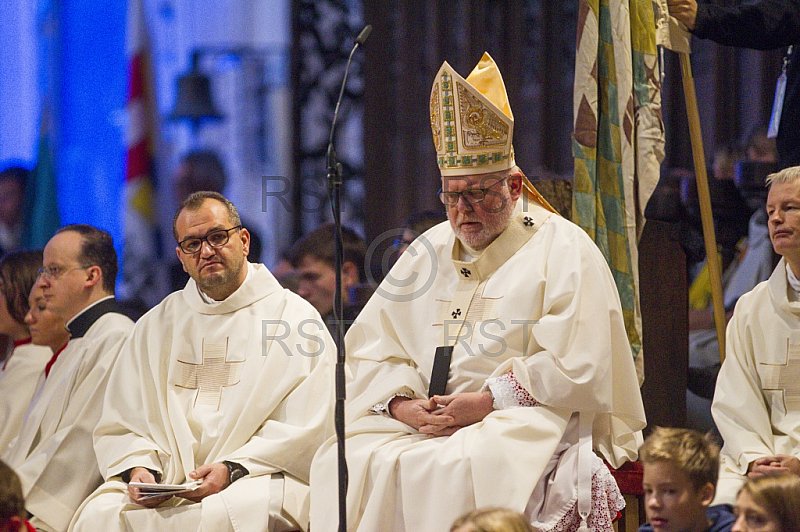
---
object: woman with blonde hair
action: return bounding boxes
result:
[451,507,534,532]
[733,473,800,532]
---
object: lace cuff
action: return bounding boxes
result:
[370,387,415,417]
[485,372,540,409]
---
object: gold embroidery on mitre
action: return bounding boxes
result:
[430,53,515,176]
[438,69,458,170]
[456,81,509,149]
[430,82,442,153]
[176,338,244,409]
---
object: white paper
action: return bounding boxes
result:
[129,479,202,499]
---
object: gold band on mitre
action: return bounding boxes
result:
[430,52,557,214]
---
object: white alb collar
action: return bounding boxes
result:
[787,263,800,295]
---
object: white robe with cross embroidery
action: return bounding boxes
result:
[309,200,646,532]
[69,263,334,532]
[712,259,800,504]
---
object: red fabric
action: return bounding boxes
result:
[128,53,144,101]
[125,139,149,183]
[124,31,154,186]
[44,342,68,378]
[12,338,32,348]
[503,372,540,407]
[2,338,33,371]
[607,460,644,496]
[0,518,36,532]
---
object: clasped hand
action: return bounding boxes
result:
[748,455,800,478]
[389,391,494,437]
[127,463,230,507]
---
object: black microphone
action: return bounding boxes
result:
[328,24,372,151]
[355,24,372,46]
[327,24,371,532]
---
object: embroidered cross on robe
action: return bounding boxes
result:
[437,282,501,343]
[761,339,800,411]
[177,339,244,408]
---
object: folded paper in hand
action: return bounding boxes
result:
[129,480,202,500]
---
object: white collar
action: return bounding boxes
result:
[787,263,800,296]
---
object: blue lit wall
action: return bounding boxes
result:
[0,3,38,163]
[2,0,292,274]
[58,0,126,251]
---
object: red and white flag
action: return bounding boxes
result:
[119,0,164,308]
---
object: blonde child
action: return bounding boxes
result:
[451,507,534,532]
[640,427,734,532]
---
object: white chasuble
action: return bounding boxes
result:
[4,304,133,532]
[309,202,646,532]
[0,341,52,454]
[712,259,800,504]
[70,264,334,532]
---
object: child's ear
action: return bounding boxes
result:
[700,482,715,507]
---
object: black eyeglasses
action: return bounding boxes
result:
[38,265,90,279]
[178,226,242,254]
[437,176,508,207]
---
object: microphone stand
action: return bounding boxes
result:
[326,24,371,532]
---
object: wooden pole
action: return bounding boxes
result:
[679,53,726,363]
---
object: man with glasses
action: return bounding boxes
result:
[164,150,264,295]
[71,191,333,531]
[310,53,646,531]
[3,225,133,532]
